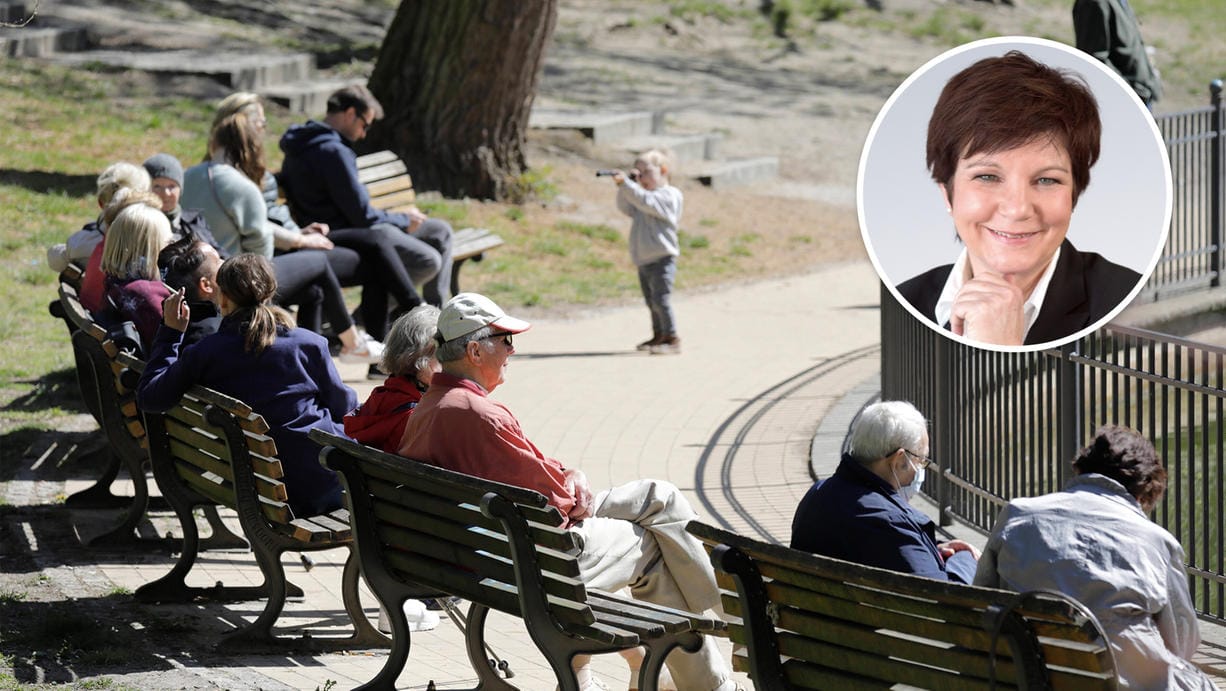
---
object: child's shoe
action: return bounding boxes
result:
[649,336,681,355]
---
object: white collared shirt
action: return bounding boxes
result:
[933,246,1062,340]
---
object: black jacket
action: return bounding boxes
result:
[897,239,1141,346]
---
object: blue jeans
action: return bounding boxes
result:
[637,255,677,338]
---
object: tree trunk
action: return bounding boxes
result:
[366,0,558,200]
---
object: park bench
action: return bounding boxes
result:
[134,384,388,651]
[687,521,1118,690]
[356,149,504,296]
[311,429,727,691]
[56,275,244,550]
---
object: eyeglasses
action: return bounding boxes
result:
[356,113,373,133]
[486,332,513,349]
[903,449,934,470]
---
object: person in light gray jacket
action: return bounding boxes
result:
[975,426,1215,690]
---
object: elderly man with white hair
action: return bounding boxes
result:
[398,292,740,691]
[790,400,979,583]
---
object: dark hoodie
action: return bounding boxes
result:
[278,120,411,231]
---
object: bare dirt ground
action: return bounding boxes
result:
[2,0,1216,687]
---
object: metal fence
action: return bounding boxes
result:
[1141,80,1224,299]
[881,286,1226,622]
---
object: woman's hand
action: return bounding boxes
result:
[949,274,1026,345]
[161,288,190,332]
[302,222,330,236]
[296,232,334,250]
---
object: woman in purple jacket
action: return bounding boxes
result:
[137,253,356,517]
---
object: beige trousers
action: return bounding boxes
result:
[570,479,731,691]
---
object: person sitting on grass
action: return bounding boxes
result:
[137,253,355,518]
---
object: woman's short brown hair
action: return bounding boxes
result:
[927,50,1101,206]
[1073,425,1167,509]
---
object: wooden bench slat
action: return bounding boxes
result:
[373,189,418,210]
[358,160,409,185]
[289,512,351,543]
[355,150,402,167]
[375,520,588,604]
[690,520,1117,688]
[366,176,415,198]
[773,607,1021,681]
[368,476,578,554]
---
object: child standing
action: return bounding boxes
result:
[612,149,683,354]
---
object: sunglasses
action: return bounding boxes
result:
[487,332,513,348]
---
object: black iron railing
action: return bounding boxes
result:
[1144,80,1225,299]
[881,286,1226,622]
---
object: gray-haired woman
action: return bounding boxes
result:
[345,304,442,454]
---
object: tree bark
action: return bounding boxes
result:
[366,0,558,200]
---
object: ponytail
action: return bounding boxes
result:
[215,254,293,355]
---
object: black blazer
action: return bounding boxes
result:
[896,239,1142,346]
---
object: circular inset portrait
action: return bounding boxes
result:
[858,36,1171,352]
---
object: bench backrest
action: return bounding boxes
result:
[59,279,149,457]
[356,150,416,214]
[687,521,1117,691]
[311,430,596,628]
[141,381,305,527]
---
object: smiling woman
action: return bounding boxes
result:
[859,38,1169,351]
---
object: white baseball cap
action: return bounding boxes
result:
[437,292,531,342]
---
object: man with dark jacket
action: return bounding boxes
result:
[278,85,454,307]
[791,400,979,583]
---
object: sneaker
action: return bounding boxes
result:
[340,331,385,365]
[649,336,681,355]
[636,335,662,351]
[376,598,440,634]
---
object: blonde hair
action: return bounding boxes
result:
[101,189,162,229]
[96,162,151,207]
[635,148,674,177]
[101,204,172,281]
[213,92,262,128]
[215,254,295,354]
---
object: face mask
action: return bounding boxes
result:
[901,461,925,501]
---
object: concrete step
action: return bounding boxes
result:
[0,25,90,57]
[49,49,315,90]
[262,77,364,115]
[617,132,722,163]
[530,109,659,145]
[689,157,779,189]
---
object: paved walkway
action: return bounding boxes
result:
[13,258,1226,688]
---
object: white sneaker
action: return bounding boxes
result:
[376,599,440,634]
[340,332,385,365]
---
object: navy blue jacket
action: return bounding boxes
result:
[136,316,357,518]
[790,455,977,583]
[278,120,411,231]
